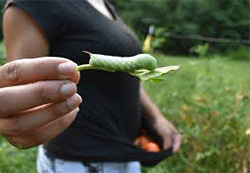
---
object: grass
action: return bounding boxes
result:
[0,142,37,173]
[142,54,250,173]
[0,48,249,172]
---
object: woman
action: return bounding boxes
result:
[2,0,182,172]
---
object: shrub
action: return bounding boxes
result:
[0,41,6,65]
[227,46,250,61]
[113,0,250,56]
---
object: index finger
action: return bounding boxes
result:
[0,57,80,87]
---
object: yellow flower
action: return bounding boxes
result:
[143,35,153,53]
[246,129,250,135]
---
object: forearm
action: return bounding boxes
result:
[140,85,182,152]
[140,86,166,124]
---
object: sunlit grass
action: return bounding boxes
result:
[143,54,250,173]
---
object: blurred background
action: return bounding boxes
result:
[0,0,249,173]
[0,0,250,59]
[111,0,249,59]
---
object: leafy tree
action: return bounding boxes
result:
[1,0,248,54]
[0,0,7,40]
[112,0,250,55]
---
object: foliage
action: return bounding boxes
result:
[0,0,7,40]
[113,0,250,55]
[190,43,210,57]
[151,27,167,52]
[227,46,250,61]
[0,41,6,65]
[0,140,37,173]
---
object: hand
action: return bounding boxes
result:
[0,57,82,149]
[152,117,182,153]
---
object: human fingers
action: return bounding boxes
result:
[3,108,79,149]
[162,135,173,150]
[0,80,79,117]
[162,131,182,152]
[173,133,182,153]
[0,93,82,135]
[0,57,80,88]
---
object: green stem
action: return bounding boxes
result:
[76,64,94,71]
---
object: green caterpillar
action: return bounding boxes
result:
[77,53,157,72]
[77,52,179,82]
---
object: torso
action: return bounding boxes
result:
[42,0,143,161]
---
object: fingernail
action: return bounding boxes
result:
[60,83,77,97]
[67,94,82,108]
[58,62,78,75]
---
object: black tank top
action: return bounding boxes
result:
[5,0,173,166]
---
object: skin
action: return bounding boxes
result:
[3,1,182,152]
[140,87,182,152]
[2,7,82,148]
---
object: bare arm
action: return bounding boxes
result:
[140,86,182,152]
[0,6,81,149]
[3,6,49,61]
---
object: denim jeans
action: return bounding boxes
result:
[37,146,141,173]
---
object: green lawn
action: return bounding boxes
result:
[0,48,249,172]
[142,55,249,173]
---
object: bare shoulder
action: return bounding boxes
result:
[3,6,49,61]
[3,5,42,33]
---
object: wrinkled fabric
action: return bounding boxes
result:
[37,146,141,173]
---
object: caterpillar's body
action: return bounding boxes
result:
[89,53,157,72]
[77,52,179,81]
